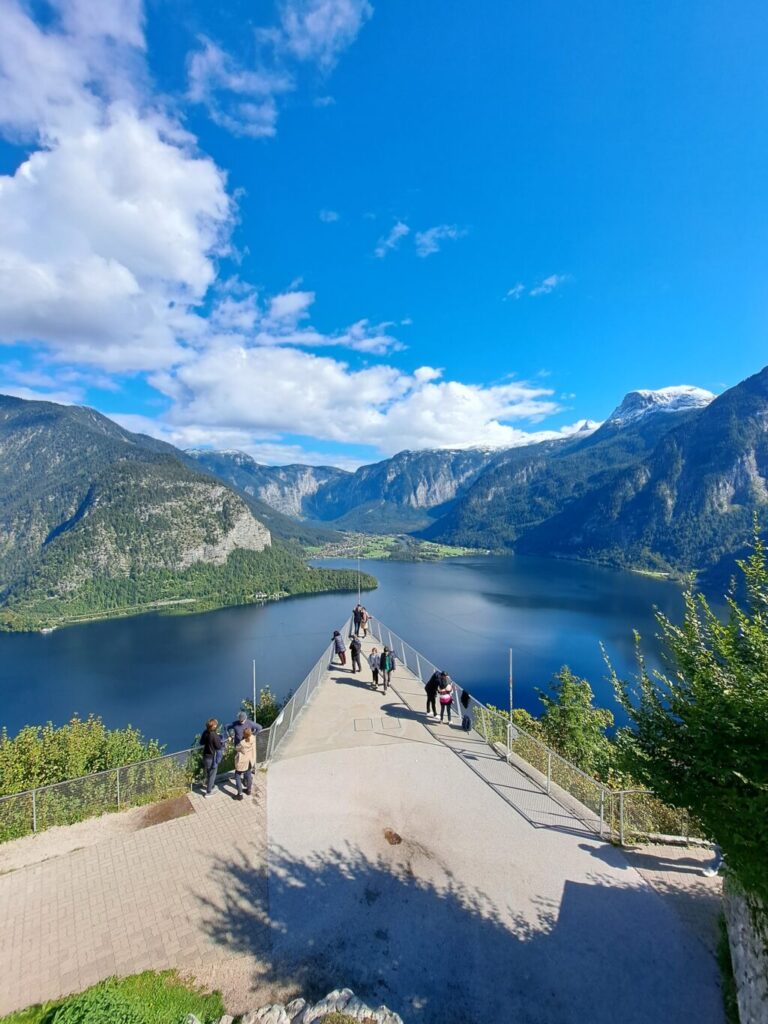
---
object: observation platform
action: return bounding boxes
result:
[0,623,725,1023]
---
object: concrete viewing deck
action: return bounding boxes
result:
[0,627,725,1023]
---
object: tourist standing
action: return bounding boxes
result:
[438,675,454,724]
[380,647,393,692]
[200,718,223,796]
[350,635,363,673]
[227,710,262,744]
[360,607,370,637]
[234,728,256,801]
[369,647,380,689]
[425,670,442,717]
[332,629,347,667]
[352,604,363,636]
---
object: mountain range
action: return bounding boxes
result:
[2,365,765,629]
[0,396,371,630]
[189,369,768,578]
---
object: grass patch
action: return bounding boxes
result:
[319,1016,376,1024]
[0,971,224,1024]
[717,915,740,1024]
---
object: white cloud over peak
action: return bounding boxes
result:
[414,224,466,258]
[142,346,568,458]
[374,221,410,258]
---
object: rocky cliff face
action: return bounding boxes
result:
[0,395,272,610]
[519,366,768,571]
[186,450,349,519]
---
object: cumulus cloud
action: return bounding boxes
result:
[142,346,568,457]
[504,283,525,301]
[187,0,372,137]
[414,224,466,258]
[374,221,410,258]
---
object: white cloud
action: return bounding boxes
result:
[319,208,339,222]
[143,345,568,457]
[504,283,525,301]
[0,106,232,370]
[374,221,410,258]
[530,273,570,296]
[280,0,373,69]
[187,0,372,137]
[0,0,146,141]
[414,224,466,258]
[187,37,292,139]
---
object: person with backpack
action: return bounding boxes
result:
[332,629,347,667]
[200,718,224,796]
[350,635,363,673]
[234,727,256,801]
[438,674,454,724]
[368,646,380,689]
[425,670,442,717]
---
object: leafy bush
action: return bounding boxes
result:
[0,716,163,796]
[609,525,768,902]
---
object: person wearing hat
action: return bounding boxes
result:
[227,710,262,744]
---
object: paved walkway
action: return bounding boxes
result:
[0,626,724,1023]
[265,630,724,1024]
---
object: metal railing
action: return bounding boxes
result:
[265,617,352,761]
[0,747,197,843]
[368,618,705,846]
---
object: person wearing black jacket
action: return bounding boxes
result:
[350,635,363,673]
[425,670,442,717]
[200,718,224,797]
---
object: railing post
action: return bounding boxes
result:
[32,788,37,834]
[116,767,121,810]
[506,722,511,763]
[599,788,605,837]
[398,639,407,670]
[415,653,422,682]
[619,790,625,846]
[546,751,552,795]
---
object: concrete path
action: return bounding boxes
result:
[265,630,724,1024]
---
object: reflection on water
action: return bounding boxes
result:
[0,555,699,749]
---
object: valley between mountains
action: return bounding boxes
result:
[1,365,766,630]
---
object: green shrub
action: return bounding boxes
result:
[0,971,224,1024]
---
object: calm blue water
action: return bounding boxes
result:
[0,556,688,750]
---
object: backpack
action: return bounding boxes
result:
[461,714,471,732]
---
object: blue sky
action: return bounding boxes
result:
[0,0,766,467]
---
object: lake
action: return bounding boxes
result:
[0,555,690,751]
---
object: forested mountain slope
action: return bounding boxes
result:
[0,396,372,629]
[518,367,768,572]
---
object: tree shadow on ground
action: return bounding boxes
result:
[195,842,723,1024]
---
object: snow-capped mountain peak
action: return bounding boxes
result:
[606,385,715,427]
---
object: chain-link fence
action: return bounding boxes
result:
[370,617,705,846]
[0,748,198,843]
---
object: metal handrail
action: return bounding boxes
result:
[368,617,701,846]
